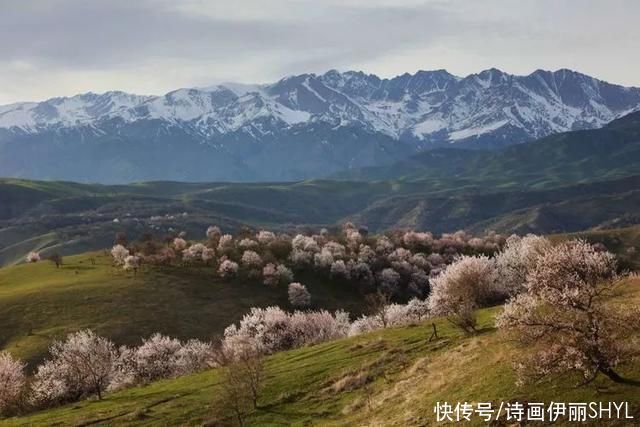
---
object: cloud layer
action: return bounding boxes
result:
[1,0,638,104]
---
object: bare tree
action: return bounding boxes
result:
[48,253,63,268]
[114,231,128,246]
[365,290,392,329]
[213,345,265,426]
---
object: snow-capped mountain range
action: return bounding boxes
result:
[1,68,639,183]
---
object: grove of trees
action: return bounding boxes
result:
[6,225,639,418]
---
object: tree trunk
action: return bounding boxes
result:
[429,323,438,342]
[600,367,640,386]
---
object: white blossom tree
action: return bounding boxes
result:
[241,250,263,270]
[330,260,350,279]
[219,260,239,279]
[182,243,207,263]
[175,339,215,376]
[494,234,552,296]
[123,254,141,274]
[26,251,41,263]
[0,352,25,415]
[201,247,216,264]
[238,238,259,250]
[30,330,117,404]
[256,230,276,245]
[111,244,129,266]
[497,240,640,386]
[378,268,401,296]
[222,307,349,358]
[130,333,182,383]
[428,255,499,333]
[217,235,235,255]
[357,244,376,264]
[173,237,188,251]
[403,231,433,250]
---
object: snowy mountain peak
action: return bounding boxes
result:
[1,68,639,147]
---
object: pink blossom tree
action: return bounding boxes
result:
[30,330,117,404]
[428,255,498,333]
[256,230,276,245]
[241,250,263,270]
[262,263,293,287]
[173,237,188,251]
[218,259,239,279]
[0,352,25,415]
[26,251,41,263]
[217,234,235,256]
[288,282,311,307]
[497,240,640,386]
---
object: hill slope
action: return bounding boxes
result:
[3,174,640,267]
[337,110,640,186]
[0,252,364,367]
[4,277,639,426]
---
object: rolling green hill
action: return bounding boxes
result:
[3,112,640,267]
[0,252,364,367]
[4,277,639,426]
[3,175,640,267]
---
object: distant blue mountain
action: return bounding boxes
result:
[1,68,639,183]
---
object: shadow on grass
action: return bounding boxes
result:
[61,265,97,271]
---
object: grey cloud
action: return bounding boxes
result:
[0,0,639,104]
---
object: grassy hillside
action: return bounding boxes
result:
[3,224,637,370]
[3,174,640,268]
[4,277,639,426]
[0,252,364,367]
[348,175,640,235]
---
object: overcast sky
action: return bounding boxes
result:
[1,0,638,104]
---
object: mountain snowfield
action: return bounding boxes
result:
[1,68,639,183]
